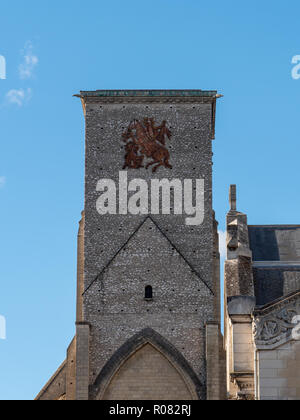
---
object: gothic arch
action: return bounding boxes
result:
[91,328,204,400]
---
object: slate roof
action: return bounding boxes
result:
[248,225,300,306]
[248,225,300,262]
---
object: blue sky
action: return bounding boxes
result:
[0,0,299,400]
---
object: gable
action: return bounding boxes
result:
[85,217,213,315]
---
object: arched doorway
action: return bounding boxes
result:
[92,328,203,400]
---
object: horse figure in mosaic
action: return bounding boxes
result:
[122,118,172,173]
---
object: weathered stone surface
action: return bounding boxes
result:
[227,296,256,315]
[35,361,67,401]
[102,343,194,400]
[81,90,220,400]
[36,90,226,401]
[258,341,300,400]
[225,257,254,297]
[83,99,215,293]
[206,323,226,400]
[224,185,255,400]
[85,216,214,397]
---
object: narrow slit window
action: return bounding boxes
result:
[145,285,153,300]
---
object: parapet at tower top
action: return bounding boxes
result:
[74,89,223,140]
[75,89,221,98]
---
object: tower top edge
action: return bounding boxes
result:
[74,89,221,100]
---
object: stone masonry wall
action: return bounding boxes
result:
[258,340,300,400]
[82,94,217,399]
[83,101,214,294]
[103,344,193,400]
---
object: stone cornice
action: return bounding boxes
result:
[75,90,220,106]
[78,96,217,105]
[76,89,219,99]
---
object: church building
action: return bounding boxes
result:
[35,90,300,400]
[224,185,300,400]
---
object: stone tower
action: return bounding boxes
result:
[36,90,225,401]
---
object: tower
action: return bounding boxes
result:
[36,90,225,400]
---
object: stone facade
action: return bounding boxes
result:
[102,343,194,400]
[257,340,300,400]
[36,91,300,401]
[224,185,300,400]
[36,90,225,400]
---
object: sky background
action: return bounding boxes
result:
[0,0,300,400]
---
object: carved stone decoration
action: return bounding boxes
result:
[122,118,172,173]
[230,373,255,401]
[253,291,300,349]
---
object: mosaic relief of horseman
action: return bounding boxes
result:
[123,142,144,170]
[122,118,172,173]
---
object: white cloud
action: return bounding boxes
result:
[218,230,227,259]
[19,41,38,80]
[0,315,6,340]
[0,176,6,188]
[5,88,32,106]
